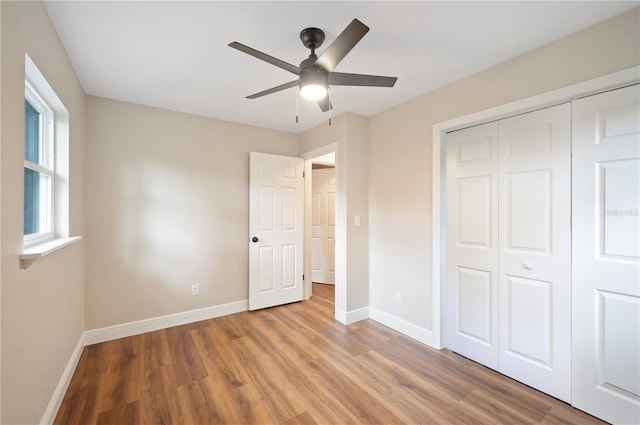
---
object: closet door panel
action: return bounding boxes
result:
[572,84,640,425]
[458,176,492,247]
[505,169,551,253]
[504,275,552,367]
[498,103,572,403]
[446,122,500,369]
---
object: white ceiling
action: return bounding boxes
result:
[43,1,636,134]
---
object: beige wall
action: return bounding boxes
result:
[0,2,3,421]
[300,112,369,315]
[85,96,299,329]
[0,3,4,421]
[1,2,86,424]
[344,114,369,312]
[368,8,640,331]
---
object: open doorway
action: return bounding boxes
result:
[310,152,336,286]
[301,143,339,305]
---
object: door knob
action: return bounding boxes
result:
[252,236,259,243]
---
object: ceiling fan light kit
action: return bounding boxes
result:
[229,18,397,122]
[300,84,327,101]
[299,67,328,100]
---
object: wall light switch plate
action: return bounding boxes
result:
[355,215,361,226]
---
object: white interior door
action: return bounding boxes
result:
[498,103,572,403]
[446,121,500,370]
[311,167,336,284]
[249,152,304,310]
[572,84,640,424]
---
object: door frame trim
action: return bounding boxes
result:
[431,66,640,349]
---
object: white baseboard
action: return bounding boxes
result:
[334,306,369,325]
[346,306,369,324]
[84,299,248,345]
[369,307,437,349]
[40,334,85,425]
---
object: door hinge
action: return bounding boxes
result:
[303,171,305,178]
[302,274,305,281]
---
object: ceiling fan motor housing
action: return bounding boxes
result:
[299,66,328,90]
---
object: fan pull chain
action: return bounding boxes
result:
[296,88,299,123]
[328,88,332,126]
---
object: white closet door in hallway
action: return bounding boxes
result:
[311,167,336,284]
[572,84,640,424]
[446,103,571,402]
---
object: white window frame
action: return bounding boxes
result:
[24,79,55,246]
[20,54,81,269]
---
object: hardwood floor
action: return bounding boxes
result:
[55,284,604,425]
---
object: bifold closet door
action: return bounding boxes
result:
[572,84,640,424]
[446,103,571,402]
[497,104,571,403]
[446,121,500,370]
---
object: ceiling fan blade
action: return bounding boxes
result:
[329,72,397,87]
[229,42,300,75]
[315,19,369,72]
[317,96,332,112]
[246,80,299,99]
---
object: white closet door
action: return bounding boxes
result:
[446,121,500,370]
[572,85,640,424]
[311,167,336,284]
[498,103,572,402]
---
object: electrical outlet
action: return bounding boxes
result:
[395,291,401,304]
[191,284,200,296]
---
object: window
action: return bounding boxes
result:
[19,54,79,268]
[24,81,54,244]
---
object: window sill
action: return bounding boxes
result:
[20,236,82,269]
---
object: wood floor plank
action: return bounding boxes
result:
[459,389,540,425]
[96,400,140,425]
[55,284,607,425]
[370,335,476,401]
[305,356,406,424]
[164,325,208,387]
[245,325,366,424]
[138,365,183,425]
[283,411,318,425]
[176,379,226,424]
[140,330,172,372]
[230,334,305,423]
[542,403,608,425]
[358,350,486,425]
[228,384,271,424]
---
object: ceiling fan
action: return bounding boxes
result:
[228,19,398,114]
